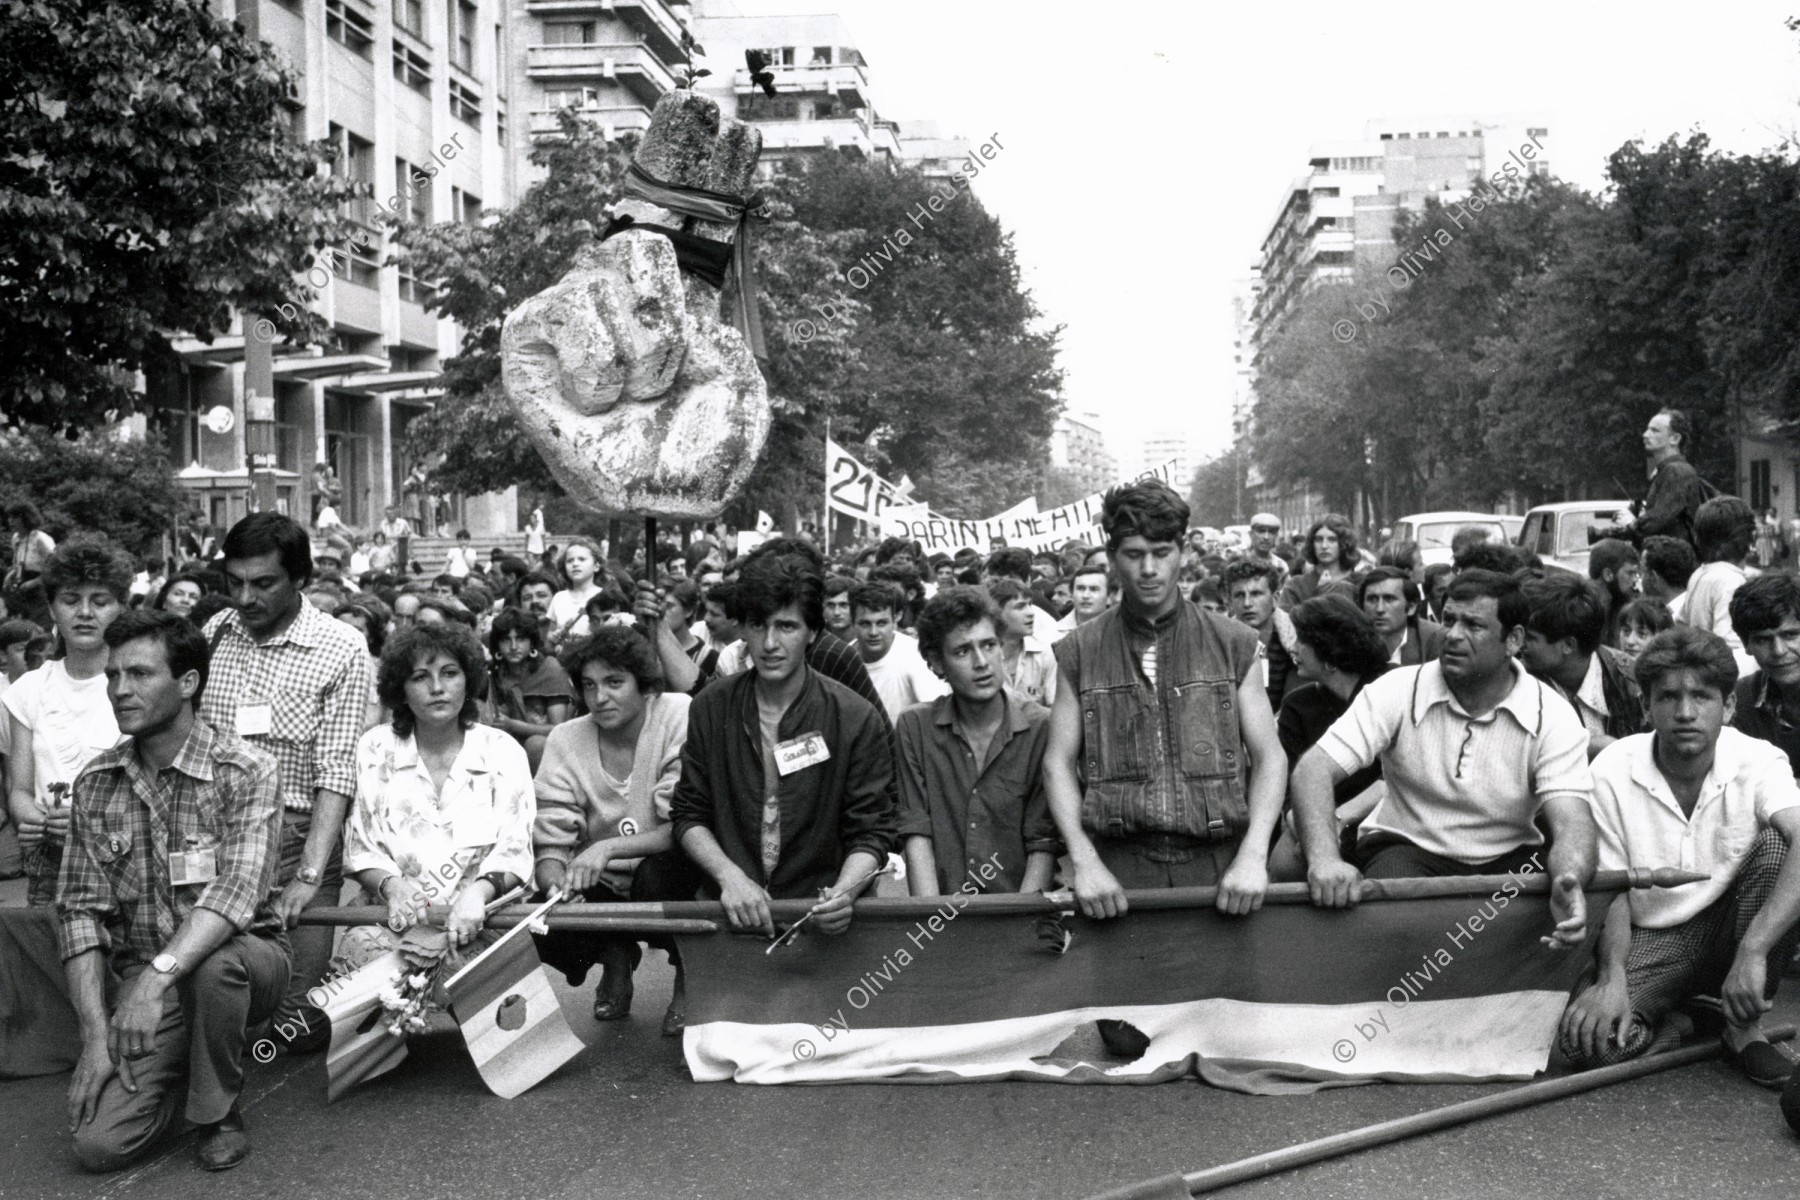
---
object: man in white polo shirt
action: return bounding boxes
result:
[1560,625,1800,1087]
[1291,569,1597,947]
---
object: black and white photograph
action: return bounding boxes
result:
[3,1,1800,1196]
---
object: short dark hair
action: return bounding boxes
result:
[339,593,390,657]
[1100,480,1190,551]
[1641,535,1697,591]
[744,537,826,574]
[0,618,42,651]
[1071,562,1111,587]
[875,536,921,564]
[1302,514,1358,570]
[378,623,488,737]
[518,571,560,596]
[415,595,477,629]
[561,624,662,695]
[1587,538,1640,582]
[41,534,134,604]
[984,576,1029,607]
[155,571,213,612]
[1423,562,1455,590]
[221,512,313,588]
[1444,568,1529,634]
[1729,573,1800,642]
[1658,407,1692,451]
[850,581,905,620]
[983,548,1033,582]
[1356,565,1420,609]
[1453,540,1523,575]
[102,608,210,704]
[432,572,464,595]
[735,553,824,632]
[1449,525,1493,558]
[1521,572,1609,656]
[1633,624,1736,699]
[666,580,704,619]
[583,585,630,618]
[1378,540,1421,573]
[5,501,41,526]
[1694,496,1755,564]
[1291,594,1389,679]
[915,586,1000,663]
[1221,559,1279,595]
[823,576,854,599]
[487,605,546,657]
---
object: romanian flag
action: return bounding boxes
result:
[675,870,1666,1094]
[318,949,415,1103]
[444,910,585,1099]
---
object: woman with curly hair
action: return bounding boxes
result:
[1279,513,1361,610]
[332,623,535,981]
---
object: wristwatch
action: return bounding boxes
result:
[150,953,180,977]
[296,865,322,886]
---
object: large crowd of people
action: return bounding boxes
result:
[3,407,1799,1173]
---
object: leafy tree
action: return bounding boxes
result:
[0,429,182,557]
[1188,450,1247,528]
[0,0,363,427]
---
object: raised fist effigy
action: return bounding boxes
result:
[501,91,770,518]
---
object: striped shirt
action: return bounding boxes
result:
[202,599,371,812]
[57,719,283,967]
[1319,660,1592,863]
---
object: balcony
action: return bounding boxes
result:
[525,41,676,104]
[524,0,685,62]
[527,103,653,140]
[732,61,869,107]
[754,115,898,159]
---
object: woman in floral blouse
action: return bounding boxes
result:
[335,623,536,975]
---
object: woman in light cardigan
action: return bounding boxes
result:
[532,626,703,1034]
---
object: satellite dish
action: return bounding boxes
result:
[203,405,236,435]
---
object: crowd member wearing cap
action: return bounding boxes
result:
[1239,512,1290,590]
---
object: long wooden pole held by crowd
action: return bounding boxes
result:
[294,867,1706,936]
[1080,1024,1798,1200]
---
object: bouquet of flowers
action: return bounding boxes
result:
[361,924,467,1038]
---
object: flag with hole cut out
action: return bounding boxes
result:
[445,930,584,1098]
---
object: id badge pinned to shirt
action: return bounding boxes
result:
[170,840,219,887]
[236,696,273,738]
[774,732,831,776]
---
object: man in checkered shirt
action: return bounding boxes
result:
[200,513,369,1055]
[60,610,287,1172]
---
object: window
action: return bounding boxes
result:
[450,78,481,126]
[738,96,799,121]
[393,42,432,93]
[451,186,481,226]
[393,0,424,37]
[398,263,436,306]
[329,123,376,224]
[496,106,506,147]
[813,100,837,120]
[755,45,794,66]
[395,157,431,224]
[810,46,832,65]
[326,0,374,58]
[1752,459,1773,512]
[543,21,596,44]
[453,0,477,70]
[1527,126,1548,139]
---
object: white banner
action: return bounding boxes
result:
[825,438,909,522]
[881,462,1177,555]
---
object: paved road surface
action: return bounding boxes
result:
[4,945,1796,1199]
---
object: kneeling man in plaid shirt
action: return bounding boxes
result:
[59,610,289,1172]
[1561,625,1800,1088]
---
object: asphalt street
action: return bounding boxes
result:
[3,942,1798,1200]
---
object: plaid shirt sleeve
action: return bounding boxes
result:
[311,638,371,799]
[55,765,120,963]
[195,748,282,931]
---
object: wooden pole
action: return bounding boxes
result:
[295,906,720,936]
[1082,1025,1797,1200]
[297,869,1705,932]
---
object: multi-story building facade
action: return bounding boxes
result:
[1048,412,1116,499]
[148,0,518,534]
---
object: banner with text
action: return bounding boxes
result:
[881,462,1177,554]
[824,439,912,524]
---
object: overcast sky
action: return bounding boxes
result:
[715,1,1800,467]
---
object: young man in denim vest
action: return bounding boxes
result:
[1043,481,1286,921]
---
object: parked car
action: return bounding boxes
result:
[1390,511,1516,567]
[1516,501,1635,576]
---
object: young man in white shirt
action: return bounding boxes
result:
[851,582,947,721]
[1561,625,1800,1087]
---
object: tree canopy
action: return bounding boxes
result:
[1245,134,1800,526]
[0,0,363,428]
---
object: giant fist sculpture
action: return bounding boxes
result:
[501,91,770,518]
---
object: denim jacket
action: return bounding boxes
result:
[1054,599,1259,848]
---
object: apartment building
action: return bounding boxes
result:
[1048,413,1117,499]
[145,0,515,534]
